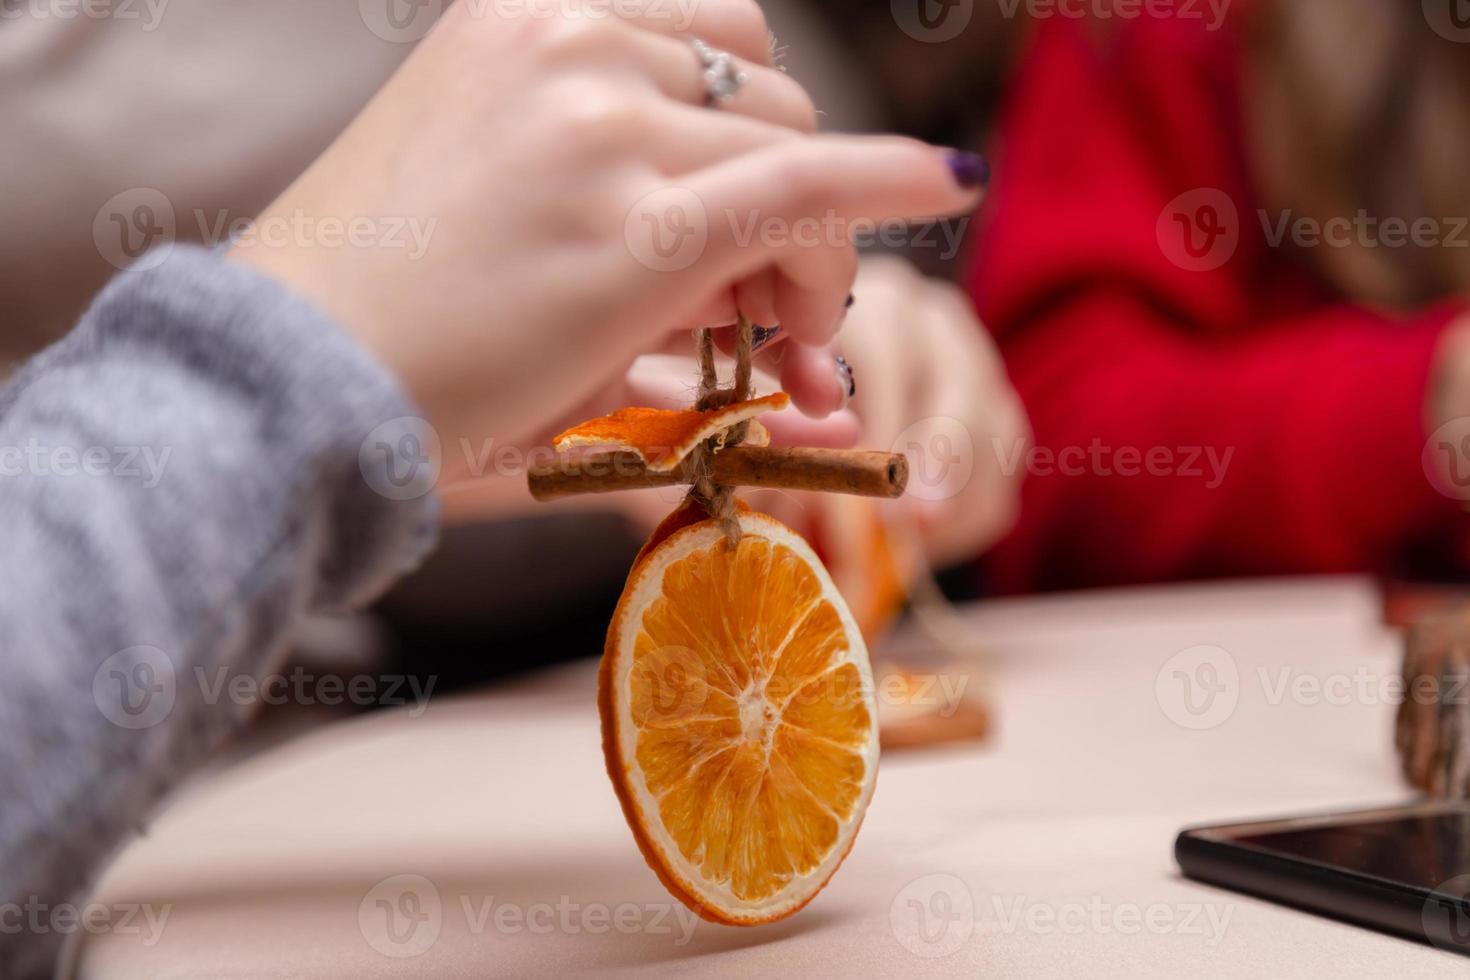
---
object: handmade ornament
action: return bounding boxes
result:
[528,318,904,925]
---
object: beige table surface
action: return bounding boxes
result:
[73,577,1459,978]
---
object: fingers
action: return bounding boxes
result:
[622,354,705,408]
[688,136,984,345]
[701,134,983,232]
[599,0,776,66]
[733,271,779,327]
[707,327,845,417]
[644,106,802,175]
[883,270,1027,561]
[620,354,859,447]
[711,327,851,419]
[777,342,849,418]
[768,254,856,351]
[629,30,816,131]
[841,258,913,446]
[759,406,861,449]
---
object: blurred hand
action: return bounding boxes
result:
[824,256,1029,567]
[229,0,983,491]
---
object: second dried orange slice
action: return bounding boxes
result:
[599,508,879,925]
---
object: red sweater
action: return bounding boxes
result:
[967,13,1467,594]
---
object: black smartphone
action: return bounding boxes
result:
[1175,801,1470,954]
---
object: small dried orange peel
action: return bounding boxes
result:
[552,393,787,473]
[599,506,880,925]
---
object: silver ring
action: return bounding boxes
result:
[690,37,746,107]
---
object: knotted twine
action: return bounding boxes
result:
[687,315,755,546]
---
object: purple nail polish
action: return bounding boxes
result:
[835,356,856,400]
[946,151,990,190]
[751,324,780,351]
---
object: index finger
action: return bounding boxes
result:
[685,136,987,344]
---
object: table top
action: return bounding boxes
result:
[75,577,1460,978]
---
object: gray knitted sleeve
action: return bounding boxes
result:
[0,245,440,977]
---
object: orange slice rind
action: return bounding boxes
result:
[600,508,879,925]
[553,393,788,473]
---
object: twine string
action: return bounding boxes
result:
[688,315,755,545]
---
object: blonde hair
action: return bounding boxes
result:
[1244,0,1470,310]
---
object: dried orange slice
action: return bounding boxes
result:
[553,393,787,473]
[599,508,879,925]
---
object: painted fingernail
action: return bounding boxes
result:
[835,356,856,402]
[751,324,781,352]
[845,293,855,310]
[946,150,990,190]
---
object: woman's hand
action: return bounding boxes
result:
[827,256,1029,566]
[637,257,1028,581]
[228,0,983,484]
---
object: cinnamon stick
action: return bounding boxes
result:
[528,446,908,501]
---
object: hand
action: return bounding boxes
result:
[824,256,1029,566]
[228,0,983,484]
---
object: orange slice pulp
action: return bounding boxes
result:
[599,507,879,925]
